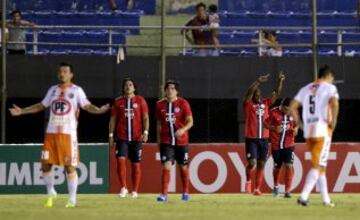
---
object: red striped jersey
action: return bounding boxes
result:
[156,97,192,146]
[111,95,148,142]
[265,107,297,150]
[244,98,271,139]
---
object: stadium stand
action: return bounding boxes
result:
[4,0,360,56]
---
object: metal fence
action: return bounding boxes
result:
[5,25,360,56]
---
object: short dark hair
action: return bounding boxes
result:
[164,80,179,91]
[10,10,21,16]
[318,65,334,79]
[122,78,137,95]
[209,4,218,13]
[58,62,74,73]
[195,2,206,11]
[264,30,276,39]
[280,97,292,107]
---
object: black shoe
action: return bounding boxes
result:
[284,192,291,198]
[297,197,309,207]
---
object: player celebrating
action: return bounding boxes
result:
[264,97,298,198]
[156,80,193,202]
[109,78,149,198]
[9,62,110,208]
[290,65,339,207]
[243,72,285,195]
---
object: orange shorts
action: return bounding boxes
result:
[41,133,79,166]
[305,136,331,167]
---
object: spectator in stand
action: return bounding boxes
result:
[109,0,135,11]
[181,2,213,56]
[7,9,35,55]
[253,30,282,57]
[208,4,220,56]
[262,31,283,57]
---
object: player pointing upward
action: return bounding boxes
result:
[290,65,339,207]
[243,72,285,195]
[9,62,110,208]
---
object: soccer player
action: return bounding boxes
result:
[109,78,149,198]
[290,65,339,207]
[243,72,285,195]
[9,62,110,208]
[264,97,298,198]
[156,80,193,202]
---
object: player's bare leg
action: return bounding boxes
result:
[254,160,265,195]
[272,166,281,198]
[65,166,78,208]
[284,163,294,198]
[42,163,57,208]
[179,165,190,201]
[131,162,141,198]
[298,164,321,206]
[117,157,128,198]
[245,159,256,193]
[318,167,334,207]
[157,161,171,202]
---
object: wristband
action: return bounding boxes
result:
[109,133,114,138]
[143,130,149,135]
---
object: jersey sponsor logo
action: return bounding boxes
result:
[124,108,134,118]
[51,98,72,116]
[165,112,176,124]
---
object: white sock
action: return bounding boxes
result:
[318,174,331,203]
[67,171,78,204]
[43,172,56,196]
[300,168,320,201]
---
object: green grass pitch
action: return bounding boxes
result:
[0,194,359,220]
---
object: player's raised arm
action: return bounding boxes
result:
[83,103,110,114]
[244,74,270,102]
[9,103,45,116]
[270,72,286,105]
[328,96,339,130]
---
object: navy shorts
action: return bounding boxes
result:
[272,147,295,169]
[245,138,269,162]
[160,144,189,165]
[115,140,143,163]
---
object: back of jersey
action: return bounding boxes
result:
[294,81,339,138]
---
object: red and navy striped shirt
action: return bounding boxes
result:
[111,95,148,142]
[265,107,296,150]
[156,97,192,146]
[244,98,271,139]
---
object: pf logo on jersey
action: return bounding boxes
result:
[51,98,71,115]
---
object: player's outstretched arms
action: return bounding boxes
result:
[271,72,286,104]
[244,74,270,102]
[9,103,45,116]
[83,103,110,114]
